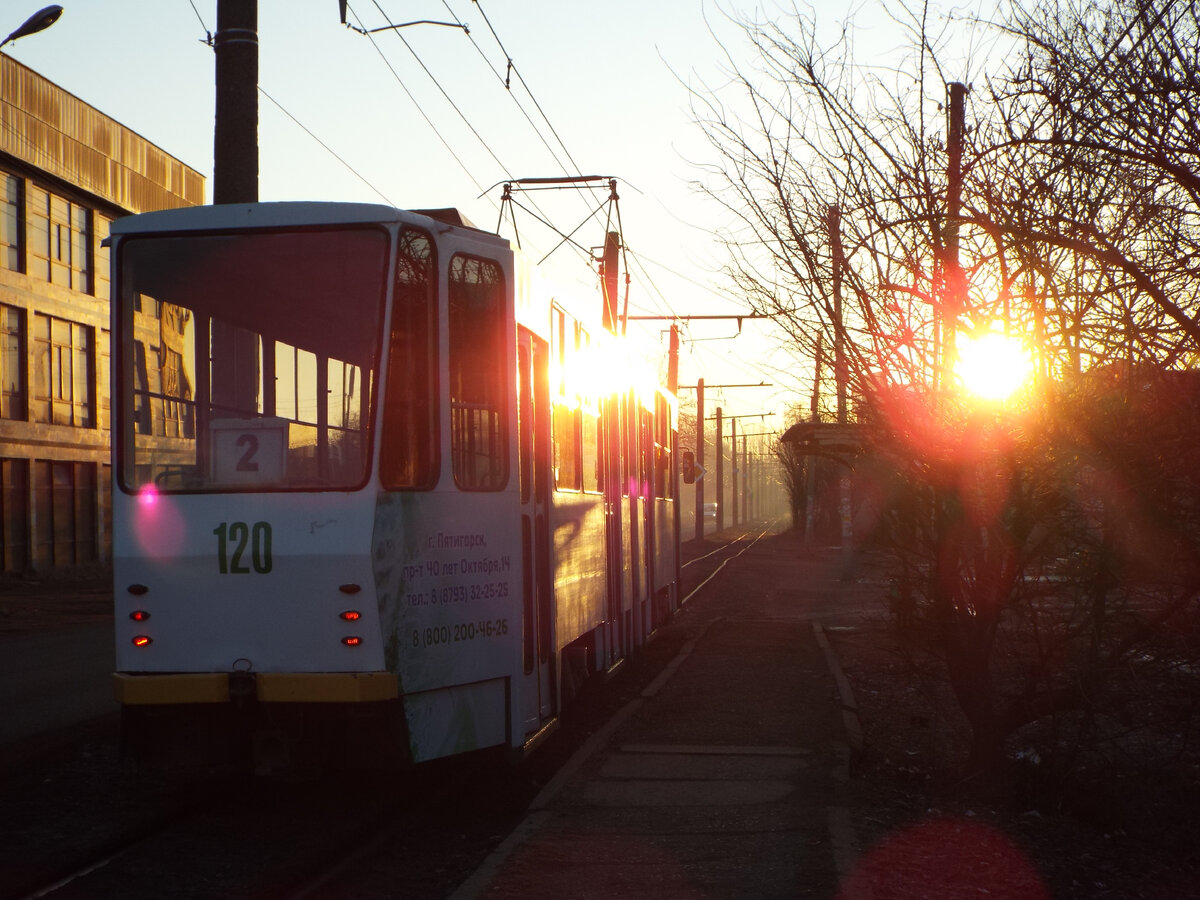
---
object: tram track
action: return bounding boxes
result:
[15,756,511,900]
[680,521,783,604]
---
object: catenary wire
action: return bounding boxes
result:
[439,1,582,187]
[468,0,587,180]
[449,0,602,221]
[361,1,596,265]
[258,87,396,206]
[350,2,497,205]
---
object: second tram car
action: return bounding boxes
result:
[109,201,680,770]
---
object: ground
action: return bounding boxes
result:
[3,560,1200,897]
[0,566,111,634]
[830,599,1200,899]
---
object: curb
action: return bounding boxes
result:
[813,620,863,753]
[814,620,875,900]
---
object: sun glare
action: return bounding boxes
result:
[955,331,1033,402]
[558,337,661,409]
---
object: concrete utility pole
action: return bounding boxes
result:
[694,378,704,540]
[828,206,847,425]
[667,324,679,394]
[730,416,738,528]
[806,338,822,545]
[214,0,259,203]
[708,411,774,531]
[601,231,620,334]
[740,432,776,521]
[941,81,967,385]
[828,205,852,553]
[680,379,772,540]
[715,407,723,532]
[211,0,260,416]
[741,435,749,520]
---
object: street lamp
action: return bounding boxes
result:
[0,5,62,51]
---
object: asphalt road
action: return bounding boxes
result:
[0,623,116,746]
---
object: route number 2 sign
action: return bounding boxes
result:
[210,418,288,485]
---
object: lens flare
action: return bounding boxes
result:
[131,485,186,557]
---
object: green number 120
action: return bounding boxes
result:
[213,521,273,574]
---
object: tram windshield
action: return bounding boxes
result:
[115,226,389,493]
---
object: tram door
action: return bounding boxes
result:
[638,402,656,640]
[602,392,624,669]
[517,328,556,729]
[624,389,645,649]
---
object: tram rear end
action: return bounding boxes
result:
[109,202,524,772]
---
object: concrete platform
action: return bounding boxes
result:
[453,534,874,899]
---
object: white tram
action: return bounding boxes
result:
[110,201,681,770]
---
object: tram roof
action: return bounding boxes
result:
[109,201,508,248]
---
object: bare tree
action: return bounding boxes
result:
[688,2,955,398]
[691,0,1200,774]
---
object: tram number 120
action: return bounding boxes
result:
[213,521,273,574]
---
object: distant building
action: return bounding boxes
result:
[0,55,204,572]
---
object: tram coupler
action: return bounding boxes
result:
[228,669,256,708]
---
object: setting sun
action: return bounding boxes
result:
[556,335,663,410]
[955,330,1033,401]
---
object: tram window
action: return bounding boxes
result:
[274,343,317,424]
[130,340,151,435]
[582,410,600,493]
[654,393,672,499]
[448,254,507,491]
[517,342,532,503]
[327,357,367,483]
[117,226,388,493]
[553,401,579,491]
[381,228,437,490]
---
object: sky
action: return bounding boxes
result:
[6,0,881,431]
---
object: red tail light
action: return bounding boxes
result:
[132,635,153,647]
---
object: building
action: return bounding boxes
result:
[0,54,204,572]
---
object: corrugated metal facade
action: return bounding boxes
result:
[0,56,205,573]
[1,55,203,212]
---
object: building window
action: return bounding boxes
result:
[28,186,91,292]
[0,305,25,420]
[0,458,29,572]
[0,173,21,273]
[29,459,99,568]
[449,254,507,490]
[32,313,93,427]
